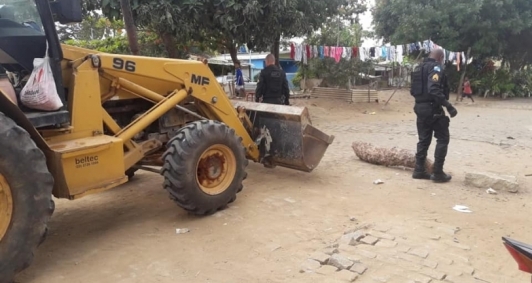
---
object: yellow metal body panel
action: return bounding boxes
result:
[60,44,261,160]
[48,135,127,198]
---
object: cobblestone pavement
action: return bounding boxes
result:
[301,220,513,283]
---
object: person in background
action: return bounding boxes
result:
[461,77,474,102]
[255,54,290,105]
[234,61,245,97]
[409,49,458,183]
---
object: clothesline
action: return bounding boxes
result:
[290,40,468,71]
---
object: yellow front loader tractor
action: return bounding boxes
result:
[0,0,334,281]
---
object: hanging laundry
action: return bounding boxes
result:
[390,46,396,62]
[324,46,330,57]
[319,46,324,59]
[290,43,295,60]
[422,40,430,52]
[341,47,348,59]
[345,47,352,60]
[369,47,375,57]
[396,45,403,63]
[352,47,359,58]
[302,44,308,65]
[359,47,367,61]
[306,45,311,60]
[335,47,343,63]
[456,51,461,71]
[313,46,318,59]
[295,44,303,61]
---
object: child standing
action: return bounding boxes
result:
[461,77,474,102]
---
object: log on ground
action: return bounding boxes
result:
[351,142,433,173]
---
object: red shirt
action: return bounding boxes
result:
[463,81,472,94]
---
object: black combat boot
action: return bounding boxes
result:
[412,158,431,180]
[430,160,452,183]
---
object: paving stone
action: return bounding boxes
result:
[465,171,519,193]
[406,273,432,283]
[444,275,483,283]
[388,227,409,236]
[371,275,391,282]
[444,240,471,251]
[373,224,391,233]
[437,264,463,277]
[473,272,507,283]
[356,249,377,259]
[360,235,380,245]
[399,253,423,264]
[300,259,321,273]
[323,247,340,255]
[328,253,354,270]
[460,265,475,276]
[310,251,331,264]
[343,253,362,263]
[447,253,469,263]
[375,239,398,248]
[422,259,438,269]
[408,248,430,259]
[396,244,412,253]
[375,254,419,272]
[428,235,441,241]
[349,263,368,275]
[430,255,453,265]
[333,270,359,282]
[369,230,396,240]
[419,267,447,280]
[396,258,422,272]
[436,226,459,236]
[340,230,366,246]
[317,265,339,275]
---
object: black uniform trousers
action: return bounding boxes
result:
[414,102,450,164]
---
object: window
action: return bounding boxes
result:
[0,0,43,32]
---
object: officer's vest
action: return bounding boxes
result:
[410,61,440,101]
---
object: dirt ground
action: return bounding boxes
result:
[16,90,532,283]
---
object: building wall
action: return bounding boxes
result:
[241,58,299,89]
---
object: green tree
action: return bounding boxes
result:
[57,14,124,42]
[372,0,532,69]
[252,0,367,65]
[84,0,364,63]
[294,18,373,89]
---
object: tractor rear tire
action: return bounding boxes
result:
[161,120,248,215]
[0,113,54,283]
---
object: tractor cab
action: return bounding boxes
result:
[0,0,81,128]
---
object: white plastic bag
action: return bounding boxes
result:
[20,42,63,111]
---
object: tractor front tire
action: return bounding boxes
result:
[161,120,248,215]
[0,113,54,283]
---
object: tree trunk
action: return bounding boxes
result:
[119,0,139,55]
[351,142,434,173]
[160,32,178,58]
[269,34,281,67]
[226,44,238,64]
[455,47,471,101]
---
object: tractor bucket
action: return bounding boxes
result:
[232,101,335,172]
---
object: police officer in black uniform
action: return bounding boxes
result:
[410,49,458,183]
[255,54,290,105]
